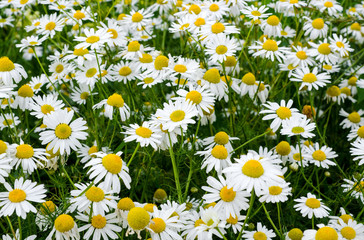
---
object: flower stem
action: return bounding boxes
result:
[168,133,182,203]
[127,142,140,167]
[236,191,255,240]
[262,202,282,239]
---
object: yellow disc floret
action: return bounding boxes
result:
[55,123,72,139]
[91,215,107,229]
[107,93,124,108]
[150,218,166,233]
[85,186,105,202]
[8,189,26,203]
[127,207,150,230]
[315,227,338,240]
[276,141,291,156]
[16,144,34,159]
[219,186,236,202]
[102,154,122,174]
[288,228,303,240]
[135,127,153,138]
[170,110,185,122]
[305,198,321,209]
[0,57,15,72]
[54,214,75,233]
[242,160,264,178]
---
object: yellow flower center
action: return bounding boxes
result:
[350,23,361,31]
[341,87,351,96]
[102,154,122,174]
[154,55,169,70]
[189,4,201,14]
[341,226,356,240]
[251,10,261,16]
[0,140,7,154]
[107,28,118,39]
[242,160,264,178]
[54,214,75,233]
[324,1,333,7]
[348,112,360,123]
[119,66,132,76]
[209,3,219,11]
[305,198,321,208]
[127,207,150,230]
[41,104,55,115]
[40,201,56,215]
[73,48,89,56]
[85,68,97,78]
[302,73,317,83]
[150,218,166,233]
[224,56,236,67]
[16,144,34,159]
[211,22,225,34]
[143,77,154,84]
[132,12,143,22]
[174,64,187,73]
[336,41,345,48]
[194,219,205,227]
[45,21,56,31]
[170,110,185,122]
[348,76,357,86]
[144,203,156,212]
[312,18,324,29]
[179,23,190,30]
[3,119,13,126]
[312,150,326,161]
[186,90,202,104]
[91,215,107,229]
[220,186,236,202]
[339,214,353,224]
[73,10,85,20]
[85,186,105,202]
[55,64,64,74]
[296,51,307,60]
[80,92,89,100]
[226,214,238,224]
[356,126,364,138]
[326,86,340,97]
[276,141,291,156]
[276,107,292,119]
[18,85,34,98]
[0,57,15,72]
[128,41,141,52]
[211,145,228,159]
[315,227,338,240]
[55,123,72,139]
[288,228,303,240]
[242,72,256,85]
[267,15,279,26]
[354,181,364,192]
[8,189,26,202]
[107,93,124,108]
[135,126,152,138]
[293,153,302,161]
[262,39,278,51]
[118,197,135,210]
[203,68,220,83]
[290,0,298,3]
[214,131,229,145]
[86,36,100,44]
[292,126,305,134]
[153,189,167,202]
[269,186,282,195]
[253,231,267,240]
[318,43,331,55]
[194,18,205,27]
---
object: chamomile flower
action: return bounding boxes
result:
[339,109,364,129]
[110,61,139,83]
[85,151,131,192]
[286,46,315,68]
[64,47,95,66]
[196,145,232,174]
[241,5,271,21]
[70,84,93,105]
[0,16,13,28]
[259,181,292,203]
[302,225,339,240]
[99,20,127,47]
[155,99,198,132]
[0,177,46,219]
[39,109,88,155]
[70,7,93,24]
[122,122,162,150]
[223,152,283,196]
[70,183,117,215]
[93,93,130,121]
[202,131,238,153]
[202,1,229,20]
[168,57,203,81]
[294,193,330,219]
[0,56,28,85]
[205,34,238,63]
[303,17,328,39]
[260,15,283,37]
[122,9,154,30]
[350,139,364,165]
[0,153,11,183]
[37,13,65,38]
[304,143,338,168]
[116,197,135,228]
[290,67,331,91]
[317,0,343,16]
[329,34,354,57]
[250,38,289,63]
[242,222,276,240]
[16,35,46,52]
[288,145,309,167]
[46,214,80,240]
[341,177,364,203]
[76,60,104,88]
[347,125,364,142]
[0,113,20,130]
[260,99,300,132]
[30,94,65,119]
[281,115,316,138]
[77,212,122,240]
[49,59,73,81]
[309,40,339,65]
[202,175,249,219]
[75,28,112,50]
[199,21,239,43]
[200,68,228,101]
[331,218,364,240]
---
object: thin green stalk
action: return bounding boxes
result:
[236,191,255,240]
[262,203,282,239]
[231,129,271,154]
[127,142,140,167]
[6,216,17,240]
[168,133,182,203]
[61,160,76,189]
[277,202,282,236]
[18,217,21,240]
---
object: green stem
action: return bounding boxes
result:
[18,217,21,240]
[127,142,140,167]
[6,216,17,240]
[168,133,182,203]
[231,129,271,154]
[262,203,282,239]
[61,160,76,189]
[236,191,255,240]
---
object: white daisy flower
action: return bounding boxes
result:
[260,15,283,37]
[122,121,162,150]
[46,214,80,240]
[241,5,271,21]
[63,47,95,66]
[200,68,228,101]
[155,99,198,132]
[223,152,283,196]
[304,143,338,168]
[0,177,46,219]
[16,35,46,52]
[121,8,154,30]
[30,94,65,119]
[339,109,364,129]
[70,84,94,105]
[308,40,339,65]
[347,125,364,142]
[85,151,131,192]
[75,28,112,50]
[201,1,229,20]
[202,131,238,153]
[93,93,130,121]
[288,144,310,168]
[293,193,331,219]
[260,99,300,132]
[281,115,316,138]
[0,56,27,85]
[331,218,364,240]
[168,57,203,81]
[75,59,104,88]
[39,109,88,155]
[302,225,339,240]
[70,7,94,24]
[341,177,364,203]
[37,13,65,38]
[329,34,354,57]
[205,34,238,63]
[0,113,20,130]
[199,21,239,43]
[202,175,249,219]
[290,67,331,91]
[242,222,276,240]
[196,144,232,174]
[70,183,117,215]
[303,17,328,40]
[225,213,245,234]
[286,46,315,68]
[110,61,140,83]
[350,139,364,165]
[317,0,343,16]
[259,181,292,203]
[249,38,289,63]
